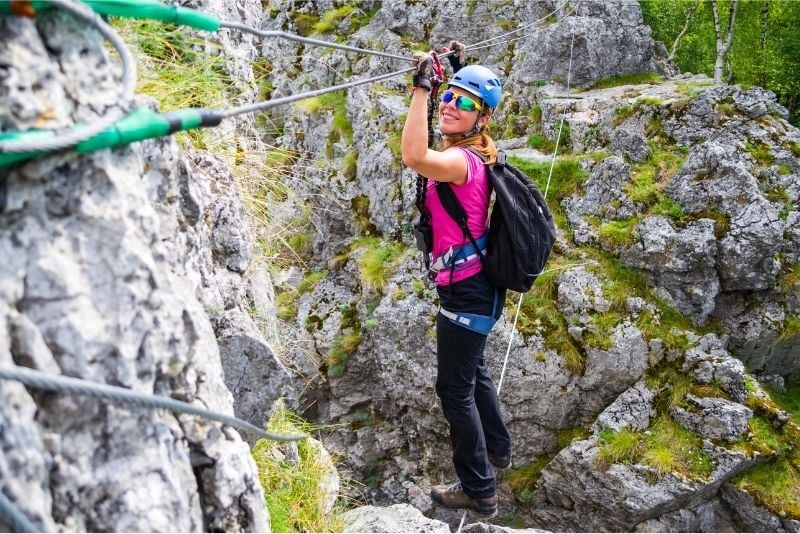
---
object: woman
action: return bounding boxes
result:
[401,49,511,519]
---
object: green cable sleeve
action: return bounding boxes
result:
[0,107,223,167]
[0,0,221,32]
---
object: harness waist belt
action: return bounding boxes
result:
[439,307,497,335]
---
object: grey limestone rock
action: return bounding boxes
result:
[682,334,748,403]
[613,127,651,162]
[530,434,752,532]
[593,380,656,433]
[634,498,735,532]
[342,503,450,533]
[507,0,675,90]
[721,484,800,533]
[0,8,272,532]
[556,266,611,317]
[622,216,719,325]
[563,156,636,245]
[670,394,753,442]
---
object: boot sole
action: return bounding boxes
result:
[431,498,497,519]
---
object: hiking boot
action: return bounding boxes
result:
[489,452,512,469]
[430,482,497,518]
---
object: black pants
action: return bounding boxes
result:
[435,271,510,499]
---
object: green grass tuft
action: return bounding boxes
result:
[504,456,553,501]
[353,238,406,291]
[252,404,347,533]
[597,428,641,468]
[592,72,662,90]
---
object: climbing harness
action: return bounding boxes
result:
[439,285,500,336]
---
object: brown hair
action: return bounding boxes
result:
[440,111,498,164]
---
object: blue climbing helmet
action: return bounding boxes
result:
[447,65,503,110]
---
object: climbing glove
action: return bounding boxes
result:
[444,40,467,73]
[412,51,434,92]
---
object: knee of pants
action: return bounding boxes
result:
[435,379,473,407]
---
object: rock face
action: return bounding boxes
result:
[0,6,282,532]
[247,0,799,531]
[4,0,799,532]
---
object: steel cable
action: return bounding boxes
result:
[220,20,409,61]
[0,491,39,533]
[0,366,307,442]
[0,0,136,154]
[465,0,570,51]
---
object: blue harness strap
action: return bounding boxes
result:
[438,287,500,335]
[431,233,488,273]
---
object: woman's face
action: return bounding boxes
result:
[437,87,486,135]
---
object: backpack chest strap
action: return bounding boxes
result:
[430,233,488,273]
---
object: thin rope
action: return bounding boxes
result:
[496,11,577,399]
[0,0,136,154]
[0,491,39,533]
[220,20,409,61]
[0,366,306,442]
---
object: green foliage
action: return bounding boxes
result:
[351,195,379,236]
[734,457,800,519]
[313,5,355,34]
[776,315,800,343]
[113,19,233,112]
[514,259,586,375]
[766,380,800,420]
[276,289,300,321]
[745,140,775,166]
[643,415,713,479]
[508,157,588,227]
[343,148,358,180]
[612,104,635,126]
[296,92,353,144]
[252,404,346,532]
[624,143,687,216]
[353,238,406,291]
[637,96,663,106]
[326,331,362,378]
[675,80,716,98]
[641,0,800,125]
[591,72,663,90]
[298,271,328,294]
[526,126,570,154]
[557,427,591,448]
[778,264,800,294]
[597,429,641,468]
[504,456,553,501]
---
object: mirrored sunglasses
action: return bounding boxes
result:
[441,89,482,112]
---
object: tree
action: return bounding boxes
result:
[640,0,800,125]
[711,0,739,82]
[669,0,700,61]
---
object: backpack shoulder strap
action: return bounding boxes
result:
[436,182,484,259]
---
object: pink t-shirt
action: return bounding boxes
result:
[426,147,491,286]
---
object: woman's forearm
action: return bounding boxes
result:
[401,88,430,168]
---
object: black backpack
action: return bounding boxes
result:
[437,150,556,292]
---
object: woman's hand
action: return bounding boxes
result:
[443,41,466,73]
[412,51,434,91]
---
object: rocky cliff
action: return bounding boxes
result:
[0,2,279,531]
[1,0,798,532]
